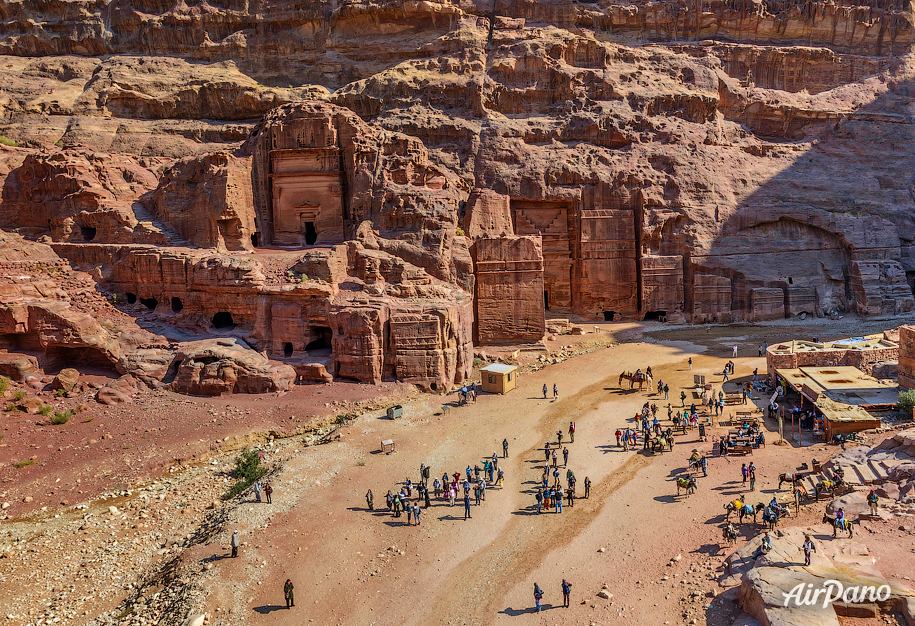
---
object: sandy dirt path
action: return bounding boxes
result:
[216,339,713,625]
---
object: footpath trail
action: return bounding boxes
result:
[428,371,656,625]
[225,337,834,626]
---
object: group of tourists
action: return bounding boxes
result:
[534,424,589,512]
[459,382,478,404]
[533,579,573,611]
[368,443,510,524]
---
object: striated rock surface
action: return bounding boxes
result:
[170,338,296,396]
[2,0,915,382]
[142,152,256,251]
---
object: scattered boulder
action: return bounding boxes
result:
[170,338,296,396]
[826,491,870,521]
[52,368,81,393]
[24,375,44,390]
[889,462,915,482]
[96,375,138,405]
[0,353,39,381]
[877,482,901,501]
[22,397,43,414]
[293,362,333,384]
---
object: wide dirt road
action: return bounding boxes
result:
[210,336,777,626]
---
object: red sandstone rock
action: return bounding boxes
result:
[0,352,39,381]
[170,338,296,396]
[142,152,256,251]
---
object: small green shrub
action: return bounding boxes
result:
[473,357,483,367]
[51,409,73,425]
[0,135,18,147]
[5,404,19,413]
[455,227,466,237]
[111,293,124,304]
[14,459,34,468]
[898,389,915,415]
[0,376,9,395]
[55,388,68,398]
[38,405,52,416]
[222,448,268,501]
[14,390,25,402]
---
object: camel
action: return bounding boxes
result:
[619,371,646,390]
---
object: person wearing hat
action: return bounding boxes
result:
[867,489,879,515]
[803,535,815,566]
[230,530,240,558]
[561,578,572,608]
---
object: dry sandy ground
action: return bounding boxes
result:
[191,321,914,626]
[3,316,914,626]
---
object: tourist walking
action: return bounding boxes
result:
[680,390,687,406]
[365,489,374,510]
[553,383,558,399]
[584,476,591,498]
[688,357,692,370]
[748,463,757,491]
[534,584,543,612]
[615,429,622,446]
[503,438,509,458]
[464,492,471,519]
[569,421,575,443]
[562,447,569,467]
[664,383,669,399]
[733,344,738,357]
[741,463,748,484]
[406,504,413,525]
[803,535,815,566]
[284,579,295,608]
[543,384,548,399]
[555,486,564,513]
[264,482,273,504]
[414,504,422,525]
[253,480,262,502]
[536,489,544,514]
[561,579,572,608]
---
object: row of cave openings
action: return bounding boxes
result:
[125,292,233,329]
[122,292,332,357]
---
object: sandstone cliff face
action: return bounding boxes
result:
[143,152,256,251]
[0,149,167,244]
[1,0,914,387]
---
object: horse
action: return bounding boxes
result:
[619,371,645,390]
[822,514,854,538]
[778,473,804,489]
[722,523,738,547]
[676,476,697,497]
[739,503,765,525]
